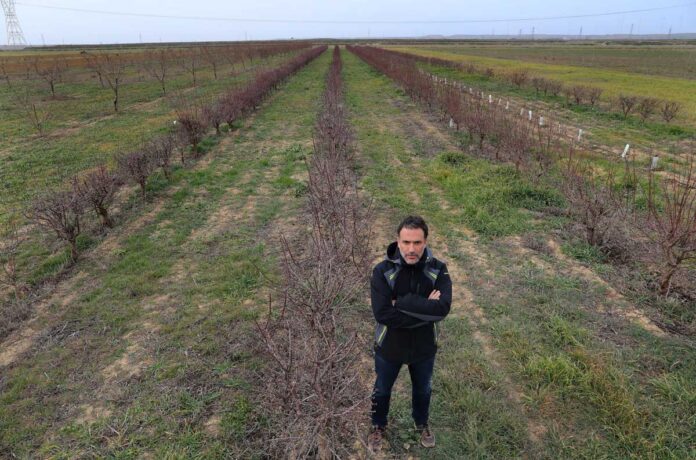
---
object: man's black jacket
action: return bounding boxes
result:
[370,241,452,363]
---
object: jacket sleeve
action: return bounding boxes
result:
[394,262,452,322]
[371,265,426,328]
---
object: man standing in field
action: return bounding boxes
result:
[368,215,452,452]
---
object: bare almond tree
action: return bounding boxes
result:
[173,92,208,154]
[569,85,588,105]
[660,101,681,123]
[202,101,225,135]
[617,94,638,119]
[177,49,200,86]
[562,161,624,248]
[83,51,127,112]
[503,117,535,172]
[220,91,242,131]
[0,57,11,87]
[462,99,495,151]
[73,165,121,228]
[587,87,603,106]
[532,120,561,180]
[27,188,86,264]
[0,217,25,301]
[142,49,170,95]
[509,69,528,87]
[644,157,696,295]
[546,80,563,97]
[144,134,176,179]
[531,76,546,95]
[8,86,52,135]
[201,46,221,80]
[32,57,66,98]
[117,150,155,199]
[81,50,105,88]
[637,97,659,122]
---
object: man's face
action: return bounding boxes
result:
[397,227,426,265]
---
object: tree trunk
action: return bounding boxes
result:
[97,205,113,228]
[587,226,596,246]
[113,79,119,112]
[659,263,679,296]
[69,239,79,264]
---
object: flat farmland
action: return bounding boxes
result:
[387,43,696,124]
[0,44,694,459]
[0,44,307,222]
[406,42,696,79]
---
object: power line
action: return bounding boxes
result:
[14,1,696,25]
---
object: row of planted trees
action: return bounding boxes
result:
[348,46,559,175]
[348,45,696,299]
[255,46,373,459]
[0,42,310,134]
[0,46,327,329]
[1,42,309,94]
[383,48,683,124]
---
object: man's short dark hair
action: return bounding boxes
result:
[397,215,428,239]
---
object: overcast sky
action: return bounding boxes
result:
[3,0,696,45]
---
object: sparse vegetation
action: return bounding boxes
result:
[27,187,86,263]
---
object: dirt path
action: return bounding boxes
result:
[386,111,551,446]
[345,51,550,456]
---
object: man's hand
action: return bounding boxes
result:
[392,290,439,306]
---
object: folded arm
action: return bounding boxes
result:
[371,266,425,328]
[395,263,452,322]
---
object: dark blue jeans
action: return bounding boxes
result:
[371,352,435,428]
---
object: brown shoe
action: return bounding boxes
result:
[367,425,385,453]
[418,424,435,448]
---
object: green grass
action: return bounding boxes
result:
[427,153,564,237]
[482,253,696,458]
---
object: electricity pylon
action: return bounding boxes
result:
[1,0,28,46]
